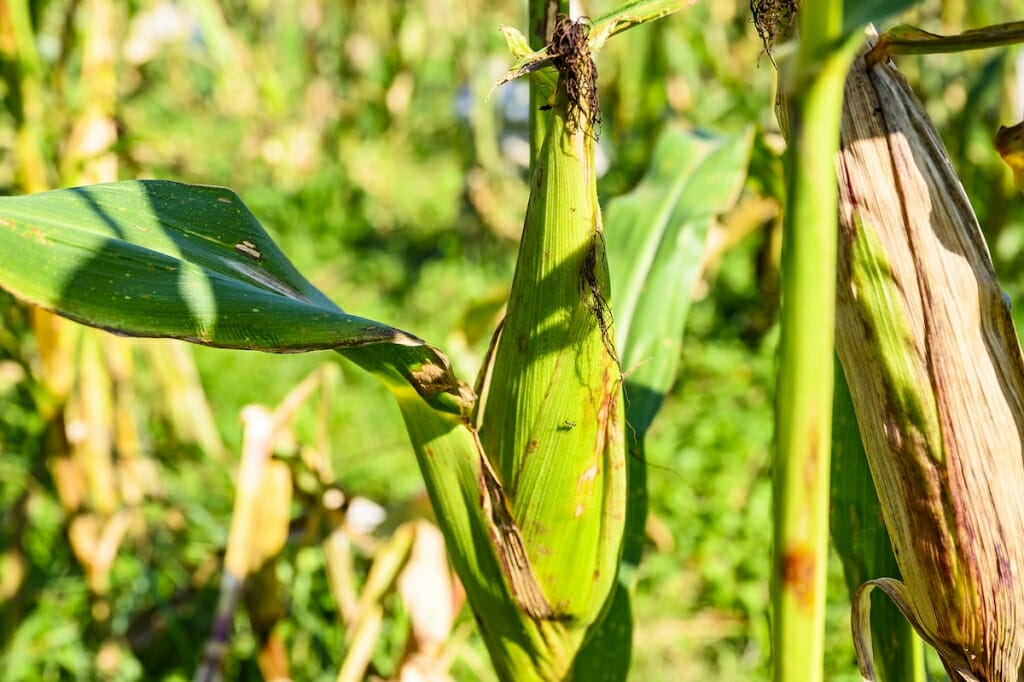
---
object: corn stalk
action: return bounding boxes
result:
[761,0,861,677]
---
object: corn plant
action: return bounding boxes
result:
[17,0,1024,679]
[0,1,747,679]
[760,1,1024,680]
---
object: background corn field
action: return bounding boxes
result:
[2,0,1024,680]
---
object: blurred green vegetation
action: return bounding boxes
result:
[1,0,1022,679]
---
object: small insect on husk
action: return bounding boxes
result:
[234,240,262,261]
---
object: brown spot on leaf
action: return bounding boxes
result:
[995,543,1013,588]
[410,361,446,385]
[407,359,475,416]
[234,239,261,260]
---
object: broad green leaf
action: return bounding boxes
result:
[0,180,566,678]
[574,127,752,680]
[608,127,753,438]
[0,180,471,414]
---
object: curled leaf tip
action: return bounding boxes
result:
[499,24,532,59]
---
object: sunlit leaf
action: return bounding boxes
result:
[0,180,471,414]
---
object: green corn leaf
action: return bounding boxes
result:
[573,127,753,681]
[613,127,752,576]
[608,127,753,438]
[0,180,471,414]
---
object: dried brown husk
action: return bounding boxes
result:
[835,39,1024,682]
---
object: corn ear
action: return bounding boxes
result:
[835,40,1024,681]
[388,17,625,679]
[479,15,626,656]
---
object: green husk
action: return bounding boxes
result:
[477,31,626,669]
[575,125,753,681]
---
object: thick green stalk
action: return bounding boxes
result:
[772,3,858,680]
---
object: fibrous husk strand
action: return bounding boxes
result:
[579,232,618,364]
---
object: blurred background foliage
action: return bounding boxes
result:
[0,0,1022,680]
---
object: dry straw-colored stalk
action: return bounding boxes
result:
[835,37,1024,681]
